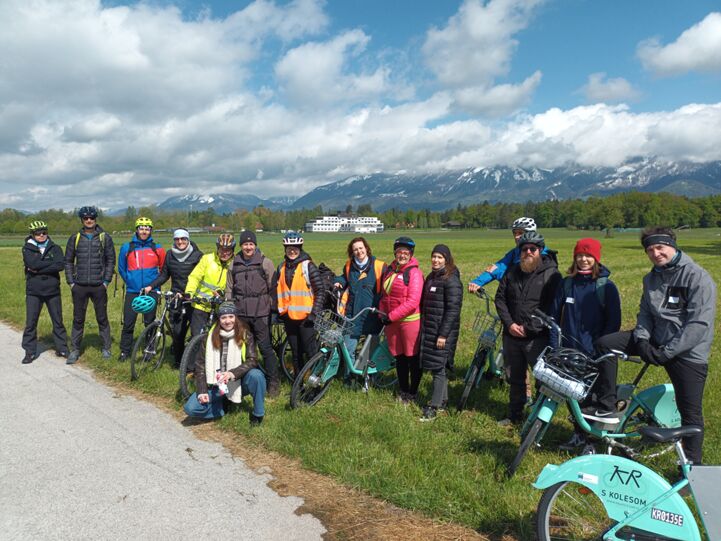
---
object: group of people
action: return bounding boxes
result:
[21,211,716,463]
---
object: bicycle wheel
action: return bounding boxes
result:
[178,332,206,400]
[130,321,166,381]
[290,350,335,408]
[278,338,296,382]
[536,481,615,540]
[614,403,674,460]
[508,418,545,476]
[368,369,398,389]
[456,346,487,412]
[271,322,286,352]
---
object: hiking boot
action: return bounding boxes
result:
[559,432,587,451]
[581,408,620,425]
[22,352,35,364]
[266,378,281,399]
[101,349,112,359]
[249,413,264,427]
[420,406,438,422]
[66,350,80,365]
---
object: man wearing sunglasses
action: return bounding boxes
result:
[22,221,69,364]
[65,206,116,364]
[495,231,561,425]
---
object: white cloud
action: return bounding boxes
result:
[453,71,542,116]
[581,73,641,103]
[638,12,721,76]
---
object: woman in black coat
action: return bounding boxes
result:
[419,244,463,420]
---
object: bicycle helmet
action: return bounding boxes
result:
[511,217,536,232]
[393,236,415,254]
[135,216,154,229]
[28,220,48,232]
[282,231,304,246]
[130,295,157,314]
[544,348,594,379]
[216,233,236,249]
[78,206,98,219]
[518,231,545,248]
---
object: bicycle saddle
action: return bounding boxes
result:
[638,425,703,443]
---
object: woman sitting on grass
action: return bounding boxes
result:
[184,301,266,425]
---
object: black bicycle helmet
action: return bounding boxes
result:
[78,206,98,219]
[518,231,545,248]
[545,348,594,378]
[393,236,415,254]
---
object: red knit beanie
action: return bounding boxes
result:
[574,238,601,262]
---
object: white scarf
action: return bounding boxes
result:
[205,328,246,403]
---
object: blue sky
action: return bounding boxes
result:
[1,0,720,210]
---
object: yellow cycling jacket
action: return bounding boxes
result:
[185,253,231,312]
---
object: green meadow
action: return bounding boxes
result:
[3,228,720,537]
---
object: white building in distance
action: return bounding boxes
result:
[304,215,384,233]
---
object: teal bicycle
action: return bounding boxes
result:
[289,303,397,408]
[456,287,505,412]
[508,310,680,476]
[534,424,719,540]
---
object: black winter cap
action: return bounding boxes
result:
[239,230,257,245]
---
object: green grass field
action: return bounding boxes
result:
[4,228,720,537]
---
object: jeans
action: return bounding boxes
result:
[183,368,266,419]
[428,368,448,408]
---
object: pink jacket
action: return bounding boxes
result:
[380,257,423,356]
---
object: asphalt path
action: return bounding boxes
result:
[0,323,325,540]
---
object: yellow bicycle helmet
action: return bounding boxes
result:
[216,233,236,249]
[135,216,154,229]
[28,220,48,232]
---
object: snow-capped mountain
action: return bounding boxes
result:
[158,193,297,213]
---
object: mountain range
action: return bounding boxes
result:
[144,158,721,214]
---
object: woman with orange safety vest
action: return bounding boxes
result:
[272,232,324,375]
[379,237,424,404]
[333,237,387,360]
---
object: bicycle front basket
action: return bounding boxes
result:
[472,310,502,348]
[533,347,598,402]
[314,310,353,345]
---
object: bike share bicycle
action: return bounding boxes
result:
[534,424,720,540]
[507,310,680,476]
[178,295,224,399]
[289,293,397,408]
[456,287,505,412]
[129,291,185,381]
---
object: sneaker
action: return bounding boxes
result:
[581,408,620,425]
[420,406,438,422]
[101,349,112,359]
[22,352,35,364]
[559,433,587,451]
[55,350,69,358]
[581,443,597,455]
[118,352,128,362]
[266,379,280,399]
[249,413,264,427]
[396,392,410,404]
[66,350,80,365]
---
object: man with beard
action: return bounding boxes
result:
[495,231,561,425]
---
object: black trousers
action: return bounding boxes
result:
[503,334,547,420]
[120,292,158,355]
[240,315,279,383]
[190,309,211,338]
[23,294,68,355]
[396,354,422,396]
[169,304,193,367]
[284,318,318,374]
[596,331,707,463]
[71,284,111,351]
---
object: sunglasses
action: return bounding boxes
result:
[521,246,539,253]
[81,216,96,221]
[33,230,48,236]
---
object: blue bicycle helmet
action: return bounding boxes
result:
[282,231,304,246]
[78,206,98,219]
[393,236,415,254]
[131,295,157,314]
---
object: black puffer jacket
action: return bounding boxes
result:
[271,251,325,318]
[495,254,562,338]
[23,236,65,296]
[420,267,463,371]
[149,241,203,293]
[226,249,276,318]
[64,226,115,286]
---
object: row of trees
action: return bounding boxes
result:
[3,191,721,234]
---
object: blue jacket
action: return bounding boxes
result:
[471,245,551,287]
[334,256,386,338]
[549,265,621,355]
[118,234,166,293]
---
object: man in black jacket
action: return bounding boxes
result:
[495,231,561,425]
[64,206,115,364]
[22,221,69,364]
[145,228,203,367]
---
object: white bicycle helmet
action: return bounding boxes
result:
[282,231,304,246]
[511,217,536,232]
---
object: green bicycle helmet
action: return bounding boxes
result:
[28,220,48,232]
[131,295,157,314]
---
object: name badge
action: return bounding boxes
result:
[566,297,575,304]
[396,274,404,280]
[430,286,437,292]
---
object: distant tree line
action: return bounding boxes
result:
[3,191,721,235]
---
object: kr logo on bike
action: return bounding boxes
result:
[601,465,648,508]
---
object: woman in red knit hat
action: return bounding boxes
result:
[549,237,622,451]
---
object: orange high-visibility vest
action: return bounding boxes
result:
[277,261,313,320]
[339,258,385,316]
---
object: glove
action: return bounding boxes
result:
[637,340,667,366]
[379,313,391,325]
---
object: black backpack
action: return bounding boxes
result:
[316,262,337,310]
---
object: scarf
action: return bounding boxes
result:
[353,256,369,271]
[28,238,49,254]
[204,328,246,403]
[172,242,194,263]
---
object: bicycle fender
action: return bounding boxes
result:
[533,455,700,541]
[634,384,681,427]
[535,397,559,424]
